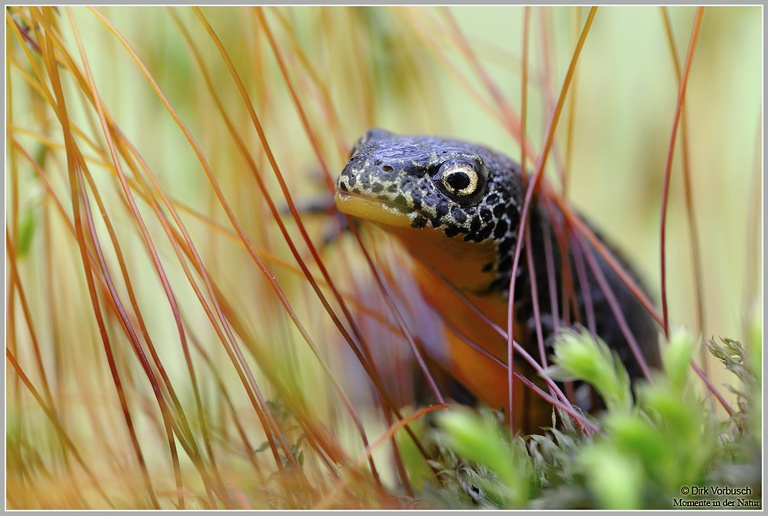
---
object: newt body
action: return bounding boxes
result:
[335,129,661,433]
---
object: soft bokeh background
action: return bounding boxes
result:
[6,6,761,509]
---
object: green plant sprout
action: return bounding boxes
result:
[405,320,762,509]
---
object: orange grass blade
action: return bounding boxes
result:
[506,6,598,431]
[87,6,316,483]
[658,6,705,339]
[33,7,161,507]
[659,5,710,390]
[187,8,443,489]
[314,403,448,510]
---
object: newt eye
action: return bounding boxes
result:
[438,160,480,198]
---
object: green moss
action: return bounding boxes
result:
[402,327,763,509]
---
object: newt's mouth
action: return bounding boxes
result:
[334,190,413,228]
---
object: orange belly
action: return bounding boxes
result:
[412,260,554,433]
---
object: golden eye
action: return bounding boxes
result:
[439,162,479,197]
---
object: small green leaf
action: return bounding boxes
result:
[252,441,270,454]
[395,409,435,491]
[547,328,632,412]
[580,442,643,509]
[437,409,532,506]
[603,411,670,467]
[662,328,696,392]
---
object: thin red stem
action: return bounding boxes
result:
[506,6,598,432]
[659,6,705,339]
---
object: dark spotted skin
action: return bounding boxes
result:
[337,129,661,409]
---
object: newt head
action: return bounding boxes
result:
[335,129,526,295]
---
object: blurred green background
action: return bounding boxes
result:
[6,5,762,508]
